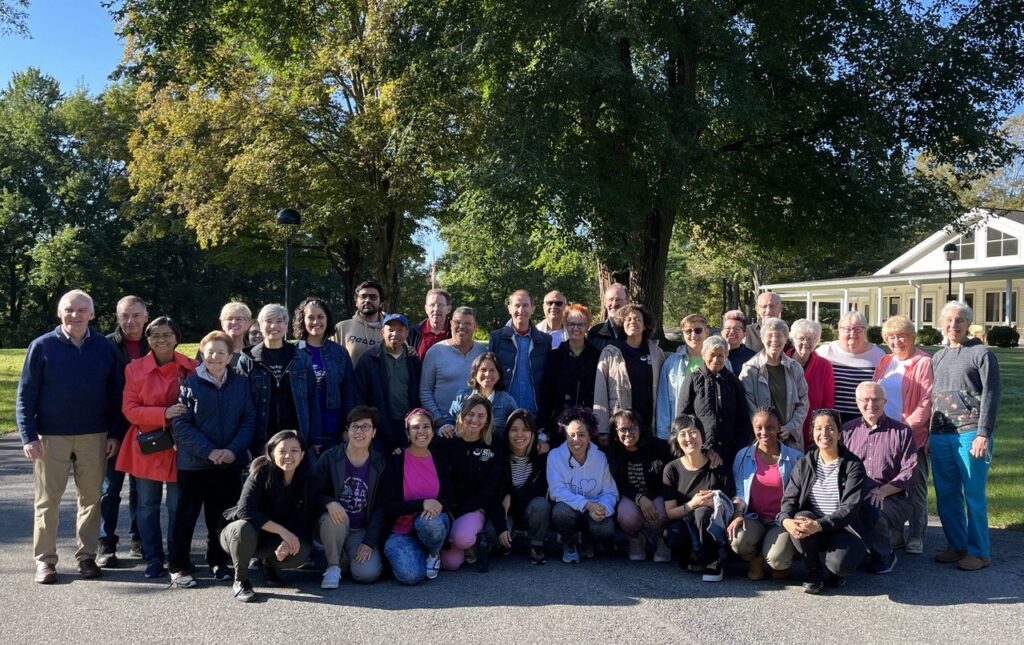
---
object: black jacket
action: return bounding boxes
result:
[538,341,601,440]
[107,326,150,435]
[353,344,422,452]
[680,365,752,463]
[495,450,548,533]
[440,436,503,523]
[777,447,866,534]
[381,447,455,531]
[586,319,620,352]
[225,462,315,541]
[312,444,387,549]
[607,437,672,505]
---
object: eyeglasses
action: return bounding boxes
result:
[544,300,566,307]
[451,320,474,328]
[223,316,249,323]
[683,328,705,335]
[349,423,374,434]
[616,426,639,434]
[839,326,866,334]
[148,333,176,340]
[565,321,587,329]
[722,326,744,334]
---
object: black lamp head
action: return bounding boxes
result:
[942,242,958,261]
[276,208,302,227]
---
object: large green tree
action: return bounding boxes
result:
[402,0,1024,326]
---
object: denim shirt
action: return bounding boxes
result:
[237,342,322,452]
[731,441,803,518]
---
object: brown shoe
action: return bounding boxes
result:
[35,563,57,584]
[771,567,791,580]
[78,558,102,579]
[935,548,967,563]
[956,555,991,571]
[746,555,765,581]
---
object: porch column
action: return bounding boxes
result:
[806,292,812,319]
[913,283,922,332]
[842,289,849,314]
[876,287,883,326]
[958,282,965,302]
[1006,279,1013,326]
[814,301,820,322]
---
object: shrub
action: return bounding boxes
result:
[916,326,943,346]
[819,326,836,343]
[867,326,883,345]
[987,326,1019,348]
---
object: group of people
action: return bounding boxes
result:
[15,282,1000,601]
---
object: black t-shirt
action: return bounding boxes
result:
[618,341,653,428]
[662,457,734,507]
[263,345,297,432]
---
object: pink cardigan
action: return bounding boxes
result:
[790,351,835,451]
[873,349,933,449]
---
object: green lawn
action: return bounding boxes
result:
[1,345,1020,528]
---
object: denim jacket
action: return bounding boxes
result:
[296,339,355,441]
[731,441,803,520]
[237,342,322,453]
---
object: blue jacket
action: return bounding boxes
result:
[16,326,123,443]
[448,388,518,437]
[353,344,422,452]
[732,441,803,519]
[487,322,551,413]
[296,339,356,443]
[237,342,321,453]
[173,369,257,470]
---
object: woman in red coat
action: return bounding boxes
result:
[116,316,198,578]
[788,319,834,451]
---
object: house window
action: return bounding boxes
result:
[964,293,975,310]
[986,227,1019,257]
[985,291,1017,324]
[863,304,870,324]
[955,232,976,260]
[888,296,900,316]
[923,298,934,324]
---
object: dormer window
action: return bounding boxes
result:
[986,226,1018,257]
[953,232,975,260]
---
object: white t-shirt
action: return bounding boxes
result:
[878,358,907,421]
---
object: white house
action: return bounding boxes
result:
[761,207,1024,330]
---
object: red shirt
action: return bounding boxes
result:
[417,321,451,360]
[124,338,144,360]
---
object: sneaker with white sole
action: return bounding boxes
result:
[906,537,923,555]
[653,538,672,563]
[321,565,341,589]
[562,544,580,564]
[627,535,646,561]
[170,571,196,588]
[425,554,440,580]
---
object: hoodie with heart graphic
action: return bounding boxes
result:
[547,443,619,516]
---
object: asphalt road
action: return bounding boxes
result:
[0,435,1020,645]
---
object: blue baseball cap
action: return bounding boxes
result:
[382,313,409,327]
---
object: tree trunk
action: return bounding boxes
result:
[381,207,402,313]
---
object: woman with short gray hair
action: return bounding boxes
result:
[678,335,752,466]
[815,310,884,424]
[739,318,809,450]
[788,319,834,449]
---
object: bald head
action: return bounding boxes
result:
[543,290,566,327]
[855,381,887,426]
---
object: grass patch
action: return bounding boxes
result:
[1,344,1020,527]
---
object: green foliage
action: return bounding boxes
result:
[0,0,28,37]
[867,326,884,345]
[819,326,836,343]
[987,326,1020,348]
[916,326,943,346]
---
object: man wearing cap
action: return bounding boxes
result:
[354,313,422,454]
[536,290,568,349]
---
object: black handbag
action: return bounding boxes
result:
[137,428,174,454]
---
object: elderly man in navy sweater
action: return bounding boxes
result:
[16,289,124,584]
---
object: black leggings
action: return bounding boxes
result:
[665,506,723,566]
[169,467,243,573]
[791,511,867,577]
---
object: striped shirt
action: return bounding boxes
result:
[815,342,885,418]
[510,455,532,489]
[809,455,841,517]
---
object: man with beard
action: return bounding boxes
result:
[335,280,387,367]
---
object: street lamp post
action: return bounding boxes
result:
[943,242,958,302]
[276,208,302,310]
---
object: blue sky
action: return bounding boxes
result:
[0,0,123,94]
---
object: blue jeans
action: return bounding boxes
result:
[100,457,139,549]
[931,431,992,558]
[384,514,451,585]
[136,478,178,565]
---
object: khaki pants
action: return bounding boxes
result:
[730,516,795,570]
[34,433,107,565]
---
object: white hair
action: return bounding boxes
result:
[760,317,790,340]
[58,289,94,313]
[940,300,974,325]
[702,336,729,354]
[790,318,822,343]
[257,303,289,323]
[839,310,868,328]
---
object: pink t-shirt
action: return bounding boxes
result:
[748,451,783,520]
[392,451,440,535]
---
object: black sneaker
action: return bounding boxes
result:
[475,532,490,573]
[211,565,232,582]
[825,571,847,588]
[232,580,256,603]
[78,558,103,579]
[96,551,118,568]
[529,546,547,565]
[264,565,283,587]
[802,571,825,594]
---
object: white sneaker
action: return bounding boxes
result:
[170,572,196,588]
[906,538,924,555]
[425,554,440,580]
[653,537,672,563]
[321,565,341,589]
[627,535,646,561]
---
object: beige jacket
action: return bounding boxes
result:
[593,340,666,435]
